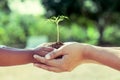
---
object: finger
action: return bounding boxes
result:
[33,54,63,67]
[37,51,50,57]
[45,49,64,59]
[41,47,54,52]
[33,63,62,73]
[33,54,70,72]
[33,55,47,63]
[34,47,54,56]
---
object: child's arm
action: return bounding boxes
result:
[0,45,53,66]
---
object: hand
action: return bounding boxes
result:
[33,42,89,72]
[33,44,54,57]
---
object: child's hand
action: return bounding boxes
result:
[33,45,54,57]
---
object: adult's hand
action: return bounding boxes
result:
[33,42,120,72]
[33,42,89,72]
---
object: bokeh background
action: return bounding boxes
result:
[0,0,120,80]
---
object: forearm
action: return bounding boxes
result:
[85,45,120,70]
[0,46,35,66]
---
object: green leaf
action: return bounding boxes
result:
[48,15,68,42]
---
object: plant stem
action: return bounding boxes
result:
[56,22,59,42]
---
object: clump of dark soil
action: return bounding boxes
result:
[47,42,63,49]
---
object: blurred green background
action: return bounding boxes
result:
[1,0,120,48]
[0,0,120,80]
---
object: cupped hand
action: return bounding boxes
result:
[33,42,89,72]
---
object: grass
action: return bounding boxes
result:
[0,64,120,80]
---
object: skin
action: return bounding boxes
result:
[33,42,120,72]
[0,45,53,66]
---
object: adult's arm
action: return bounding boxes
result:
[85,45,120,70]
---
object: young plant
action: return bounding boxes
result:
[49,15,68,42]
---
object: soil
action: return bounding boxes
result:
[44,42,63,49]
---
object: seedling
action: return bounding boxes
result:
[49,15,68,42]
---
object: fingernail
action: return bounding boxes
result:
[33,55,40,59]
[45,54,51,59]
[53,49,57,52]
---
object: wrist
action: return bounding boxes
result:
[82,44,96,60]
[26,49,36,63]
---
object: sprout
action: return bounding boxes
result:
[48,15,68,42]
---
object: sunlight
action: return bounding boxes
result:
[8,0,45,15]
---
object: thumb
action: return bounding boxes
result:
[45,49,63,59]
